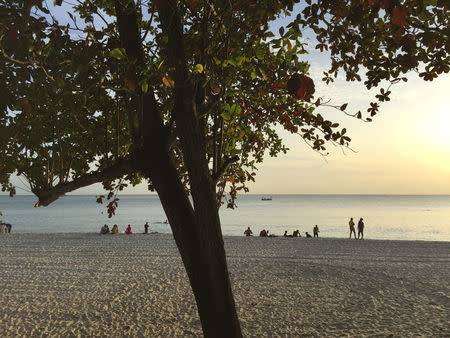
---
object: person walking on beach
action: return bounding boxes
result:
[144,222,149,234]
[357,218,364,239]
[349,218,356,239]
[244,227,253,236]
[313,225,319,237]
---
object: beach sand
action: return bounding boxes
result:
[0,233,448,336]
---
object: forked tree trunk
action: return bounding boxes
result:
[143,148,242,337]
[115,1,242,335]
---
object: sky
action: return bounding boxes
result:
[5,2,450,196]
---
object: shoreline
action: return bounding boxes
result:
[2,232,450,243]
[0,233,449,336]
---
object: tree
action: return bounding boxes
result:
[0,0,448,336]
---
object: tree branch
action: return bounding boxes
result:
[33,160,133,207]
[212,155,239,183]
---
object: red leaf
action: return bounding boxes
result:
[124,78,135,91]
[84,36,89,47]
[22,98,31,113]
[381,0,390,9]
[286,73,315,101]
[272,82,284,90]
[226,177,235,183]
[368,0,378,6]
[392,6,406,27]
[287,39,292,50]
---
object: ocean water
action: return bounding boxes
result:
[0,194,449,241]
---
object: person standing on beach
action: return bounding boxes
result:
[313,225,319,237]
[144,222,149,234]
[357,218,364,239]
[244,227,252,236]
[349,218,356,239]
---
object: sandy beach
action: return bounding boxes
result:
[0,233,448,336]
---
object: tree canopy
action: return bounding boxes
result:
[1,0,448,207]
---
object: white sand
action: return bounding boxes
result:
[0,233,448,336]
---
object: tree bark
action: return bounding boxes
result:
[114,1,243,335]
[141,144,242,337]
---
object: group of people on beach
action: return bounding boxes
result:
[348,217,364,239]
[244,225,320,238]
[100,224,132,234]
[244,219,366,239]
[100,222,151,235]
[0,221,12,233]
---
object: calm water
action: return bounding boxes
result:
[0,195,449,241]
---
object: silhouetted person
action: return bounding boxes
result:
[283,230,288,237]
[144,222,149,234]
[244,227,253,236]
[259,229,268,237]
[349,217,356,239]
[305,232,312,238]
[313,225,319,237]
[357,218,364,239]
[125,224,133,234]
[6,223,11,233]
[293,230,300,237]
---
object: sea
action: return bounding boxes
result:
[0,194,449,241]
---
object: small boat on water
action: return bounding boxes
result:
[261,196,272,201]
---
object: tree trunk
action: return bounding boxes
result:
[142,146,242,337]
[114,1,242,335]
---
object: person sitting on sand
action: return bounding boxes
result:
[293,230,300,237]
[100,224,109,234]
[144,222,149,234]
[6,223,11,233]
[305,232,312,238]
[313,225,319,238]
[349,217,356,239]
[283,230,288,237]
[111,224,119,234]
[259,229,268,237]
[125,224,133,234]
[357,218,364,239]
[244,227,253,236]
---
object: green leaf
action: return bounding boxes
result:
[279,27,285,37]
[141,81,148,93]
[110,48,126,60]
[221,111,231,121]
[250,70,257,79]
[259,68,268,80]
[194,64,204,73]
